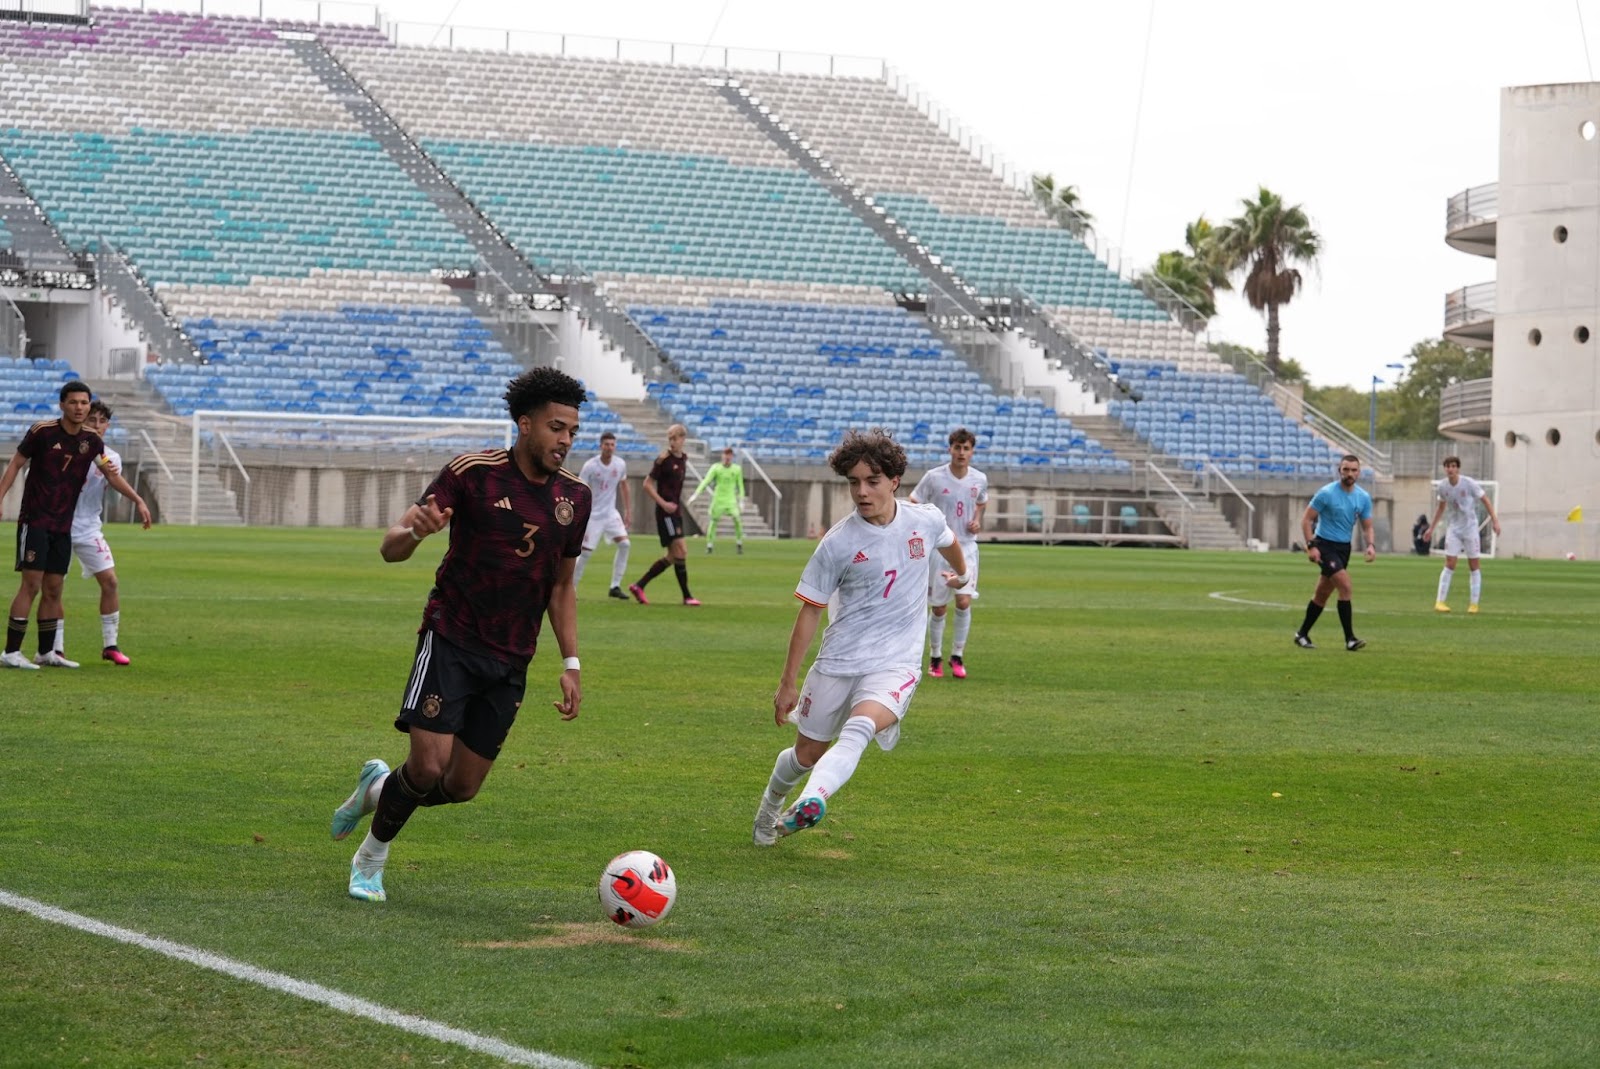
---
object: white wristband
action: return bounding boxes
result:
[407,526,423,542]
[562,656,581,672]
[953,572,970,586]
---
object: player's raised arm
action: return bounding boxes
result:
[381,493,451,562]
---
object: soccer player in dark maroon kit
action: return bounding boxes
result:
[329,366,592,902]
[0,380,151,670]
[626,422,699,606]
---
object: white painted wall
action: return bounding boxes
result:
[556,307,647,400]
[1492,83,1600,558]
[997,329,1105,417]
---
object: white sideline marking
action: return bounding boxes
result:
[0,890,589,1069]
[1209,589,1293,609]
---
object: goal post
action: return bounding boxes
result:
[189,410,513,526]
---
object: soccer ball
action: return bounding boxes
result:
[599,850,677,928]
[1566,552,1578,560]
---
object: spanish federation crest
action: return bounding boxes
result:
[554,498,575,526]
[907,536,925,560]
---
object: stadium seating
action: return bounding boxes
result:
[0,356,87,448]
[628,297,1128,471]
[1106,360,1342,476]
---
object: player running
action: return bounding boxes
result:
[910,427,988,678]
[751,428,966,846]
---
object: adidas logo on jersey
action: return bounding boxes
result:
[493,497,513,510]
[851,550,869,563]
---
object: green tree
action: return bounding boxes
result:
[1212,187,1321,373]
[1030,173,1093,235]
[1379,338,1491,440]
[1147,215,1232,321]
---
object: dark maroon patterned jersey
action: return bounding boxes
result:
[15,420,108,534]
[417,449,591,666]
[648,451,687,515]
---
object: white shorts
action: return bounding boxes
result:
[582,509,629,553]
[1442,525,1482,559]
[71,535,115,578]
[928,545,979,607]
[790,665,920,752]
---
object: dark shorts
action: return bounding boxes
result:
[396,629,527,761]
[1313,538,1351,578]
[656,509,686,547]
[15,524,71,576]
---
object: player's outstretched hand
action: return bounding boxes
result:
[553,670,581,721]
[940,569,963,589]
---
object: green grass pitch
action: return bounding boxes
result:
[1,527,1596,1067]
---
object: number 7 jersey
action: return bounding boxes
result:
[794,499,955,675]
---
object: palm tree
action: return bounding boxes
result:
[1030,173,1094,235]
[1211,187,1321,373]
[1145,215,1231,322]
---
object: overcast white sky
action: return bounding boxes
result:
[348,0,1596,389]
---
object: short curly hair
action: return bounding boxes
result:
[828,428,906,480]
[504,366,586,422]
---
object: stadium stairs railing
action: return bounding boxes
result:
[94,239,201,365]
[562,267,681,386]
[1,290,23,359]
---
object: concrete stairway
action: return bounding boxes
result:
[1155,497,1248,550]
[93,381,243,526]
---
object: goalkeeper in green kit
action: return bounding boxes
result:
[691,445,745,555]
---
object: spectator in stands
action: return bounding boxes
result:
[1293,454,1375,652]
[574,430,632,599]
[690,445,746,555]
[627,424,699,606]
[1423,456,1501,614]
[329,367,590,903]
[0,381,150,670]
[52,400,135,665]
[752,428,966,846]
[910,428,988,679]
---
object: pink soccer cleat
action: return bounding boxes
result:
[627,583,648,605]
[683,597,701,606]
[928,658,944,678]
[102,646,131,666]
[949,655,967,679]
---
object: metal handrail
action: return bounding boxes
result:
[0,290,24,359]
[1438,377,1493,427]
[1205,462,1256,544]
[215,429,252,526]
[1446,182,1498,232]
[738,447,784,539]
[136,428,174,483]
[1444,282,1496,329]
[1144,461,1195,545]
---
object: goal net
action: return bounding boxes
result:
[187,410,513,527]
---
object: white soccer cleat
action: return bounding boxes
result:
[1,650,40,670]
[35,650,80,668]
[753,792,784,847]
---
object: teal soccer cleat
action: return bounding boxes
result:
[330,758,389,841]
[348,855,386,902]
[776,794,826,838]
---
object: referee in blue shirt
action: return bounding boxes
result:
[1294,455,1375,650]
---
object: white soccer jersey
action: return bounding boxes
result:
[579,454,627,519]
[70,444,119,542]
[912,463,988,547]
[795,500,954,675]
[1435,475,1485,533]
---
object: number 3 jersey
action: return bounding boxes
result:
[795,499,954,676]
[419,449,591,666]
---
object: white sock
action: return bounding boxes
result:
[355,831,389,871]
[365,771,388,813]
[1469,570,1481,605]
[53,620,65,654]
[574,547,593,583]
[952,606,972,656]
[802,716,876,801]
[610,541,630,587]
[1437,567,1454,602]
[101,611,119,649]
[928,613,947,660]
[765,746,809,800]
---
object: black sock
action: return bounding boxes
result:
[1297,601,1323,636]
[1337,600,1354,641]
[418,780,461,808]
[637,557,669,588]
[674,561,692,599]
[36,618,59,657]
[370,762,427,843]
[6,617,25,655]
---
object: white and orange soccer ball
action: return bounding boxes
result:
[599,850,677,928]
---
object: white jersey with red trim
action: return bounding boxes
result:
[912,463,988,548]
[795,499,954,675]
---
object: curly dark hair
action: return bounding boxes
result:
[948,426,975,446]
[828,428,906,480]
[503,366,586,422]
